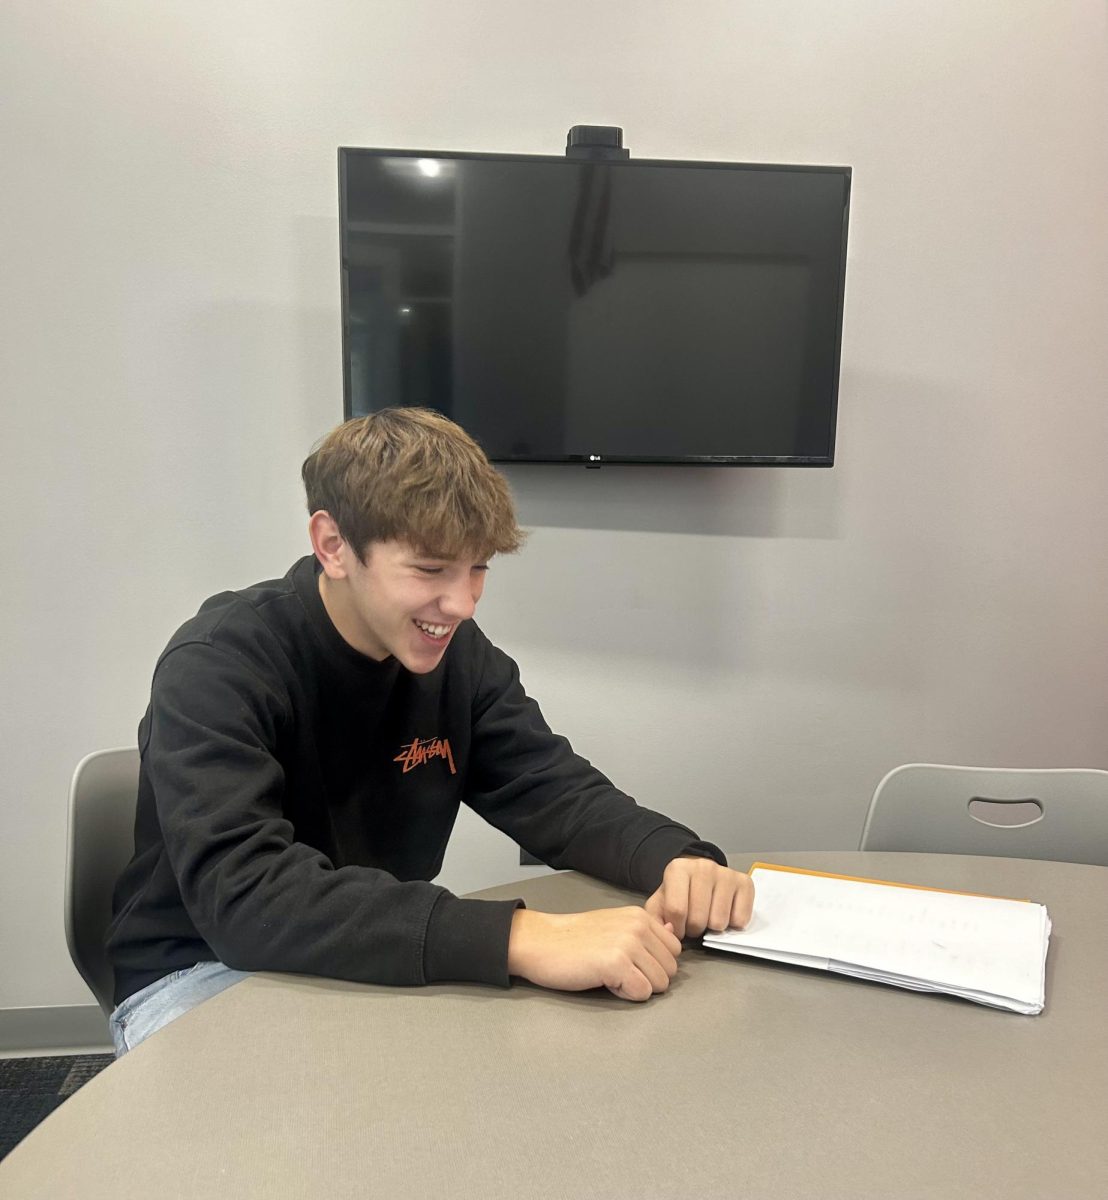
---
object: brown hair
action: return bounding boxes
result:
[302,408,525,562]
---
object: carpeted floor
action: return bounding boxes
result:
[0,1054,114,1161]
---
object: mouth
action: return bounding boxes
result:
[412,618,454,643]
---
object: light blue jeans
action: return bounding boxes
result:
[108,962,250,1056]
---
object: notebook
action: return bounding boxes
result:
[702,862,1051,1014]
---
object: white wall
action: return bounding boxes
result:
[2,0,1106,1009]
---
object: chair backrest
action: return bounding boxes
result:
[65,747,140,1015]
[859,763,1108,866]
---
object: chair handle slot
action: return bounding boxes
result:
[967,797,1044,829]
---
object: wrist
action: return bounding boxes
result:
[507,908,559,981]
[507,908,537,979]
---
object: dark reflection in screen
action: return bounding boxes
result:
[341,151,849,463]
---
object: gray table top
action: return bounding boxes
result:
[4,851,1107,1198]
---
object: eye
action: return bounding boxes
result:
[472,564,490,574]
[415,566,444,576]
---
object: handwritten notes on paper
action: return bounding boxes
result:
[702,863,1051,1014]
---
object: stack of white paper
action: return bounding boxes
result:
[703,863,1051,1014]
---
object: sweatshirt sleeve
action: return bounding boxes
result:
[462,636,727,894]
[144,642,521,988]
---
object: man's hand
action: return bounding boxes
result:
[507,907,684,1002]
[644,856,755,939]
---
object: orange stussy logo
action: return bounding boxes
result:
[393,736,457,775]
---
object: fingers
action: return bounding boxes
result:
[630,910,680,988]
[633,945,674,996]
[654,918,683,960]
[685,869,715,937]
[607,968,653,1003]
[707,880,736,933]
[652,860,757,938]
[644,925,680,979]
[661,869,691,939]
[605,909,681,1002]
[730,874,755,929]
[644,897,683,956]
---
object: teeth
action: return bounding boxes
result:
[415,620,450,637]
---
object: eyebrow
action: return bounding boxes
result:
[411,546,489,563]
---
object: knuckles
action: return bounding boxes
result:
[665,857,720,880]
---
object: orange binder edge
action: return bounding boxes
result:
[746,861,1031,904]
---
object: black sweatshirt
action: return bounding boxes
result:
[106,557,725,1005]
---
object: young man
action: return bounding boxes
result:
[106,408,753,1053]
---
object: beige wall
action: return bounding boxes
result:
[2,0,1106,1008]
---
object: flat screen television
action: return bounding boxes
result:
[339,147,851,466]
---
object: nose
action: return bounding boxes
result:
[438,573,481,621]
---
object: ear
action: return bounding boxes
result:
[308,511,351,580]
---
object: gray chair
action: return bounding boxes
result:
[64,747,140,1015]
[860,763,1108,867]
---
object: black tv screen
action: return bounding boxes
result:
[339,147,850,465]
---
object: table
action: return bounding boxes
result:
[3,852,1107,1198]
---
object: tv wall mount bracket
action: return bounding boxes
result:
[564,125,630,162]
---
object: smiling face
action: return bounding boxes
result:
[316,531,489,674]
